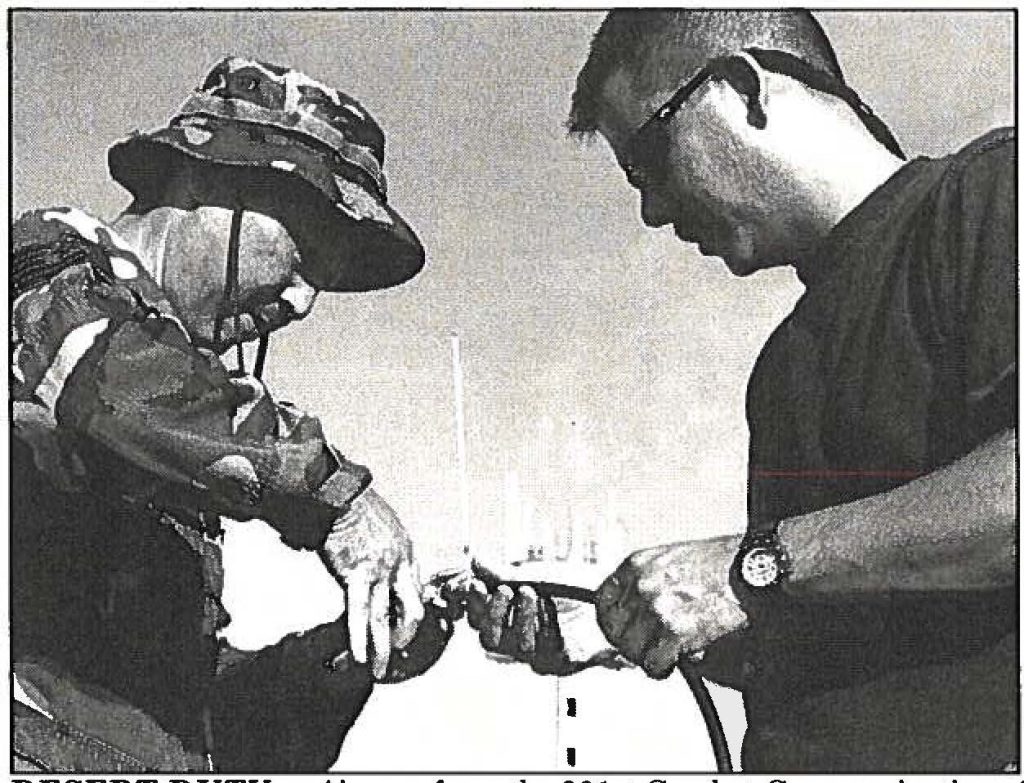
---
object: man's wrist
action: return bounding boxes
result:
[735,529,790,588]
[730,528,791,615]
[314,452,372,511]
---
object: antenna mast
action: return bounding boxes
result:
[450,334,471,562]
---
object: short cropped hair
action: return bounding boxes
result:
[569,10,843,136]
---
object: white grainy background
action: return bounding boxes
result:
[10,9,1015,771]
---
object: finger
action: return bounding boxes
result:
[438,574,469,621]
[641,634,686,680]
[369,580,391,680]
[533,595,569,675]
[465,579,490,629]
[595,574,641,648]
[390,562,424,649]
[470,559,503,591]
[617,610,662,666]
[480,585,514,651]
[596,571,624,611]
[510,586,540,655]
[596,566,637,616]
[597,582,662,666]
[346,571,372,665]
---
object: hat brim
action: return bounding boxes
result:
[108,119,425,293]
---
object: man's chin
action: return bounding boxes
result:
[720,255,761,277]
[706,237,762,277]
[682,237,756,277]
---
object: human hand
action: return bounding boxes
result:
[596,534,748,679]
[463,559,629,676]
[319,488,425,679]
[374,579,458,684]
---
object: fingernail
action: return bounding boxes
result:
[325,651,351,672]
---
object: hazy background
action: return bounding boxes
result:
[11,9,1014,771]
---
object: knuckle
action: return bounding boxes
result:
[635,575,654,594]
[650,593,681,620]
[643,658,674,680]
[406,599,425,623]
[479,627,501,653]
[627,548,655,569]
[517,633,536,654]
[597,573,625,604]
[486,597,509,623]
[515,585,537,602]
[621,553,643,574]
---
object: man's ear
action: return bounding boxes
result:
[731,52,768,130]
[692,53,769,132]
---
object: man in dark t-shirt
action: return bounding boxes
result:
[738,126,1016,770]
[468,11,1017,772]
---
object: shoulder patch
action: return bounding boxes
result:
[12,206,147,300]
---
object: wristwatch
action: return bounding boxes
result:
[734,529,789,591]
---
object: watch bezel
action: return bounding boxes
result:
[734,530,790,591]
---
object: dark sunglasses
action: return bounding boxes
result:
[622,47,904,189]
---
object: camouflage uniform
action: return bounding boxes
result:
[11,57,425,771]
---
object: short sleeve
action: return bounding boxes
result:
[959,133,1017,440]
[920,129,1017,445]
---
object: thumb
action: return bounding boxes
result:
[390,562,424,649]
[469,558,505,590]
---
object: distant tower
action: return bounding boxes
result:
[450,334,471,563]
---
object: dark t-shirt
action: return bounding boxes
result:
[742,128,1017,772]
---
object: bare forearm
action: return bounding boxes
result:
[779,429,1017,595]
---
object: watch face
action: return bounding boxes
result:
[741,546,780,588]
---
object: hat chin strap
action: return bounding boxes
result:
[213,208,270,380]
[253,332,269,378]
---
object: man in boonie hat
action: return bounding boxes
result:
[12,56,443,772]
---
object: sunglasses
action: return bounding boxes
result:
[622,47,904,190]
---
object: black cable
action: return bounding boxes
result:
[478,575,733,773]
[677,660,733,772]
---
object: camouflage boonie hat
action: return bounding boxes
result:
[108,56,424,292]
